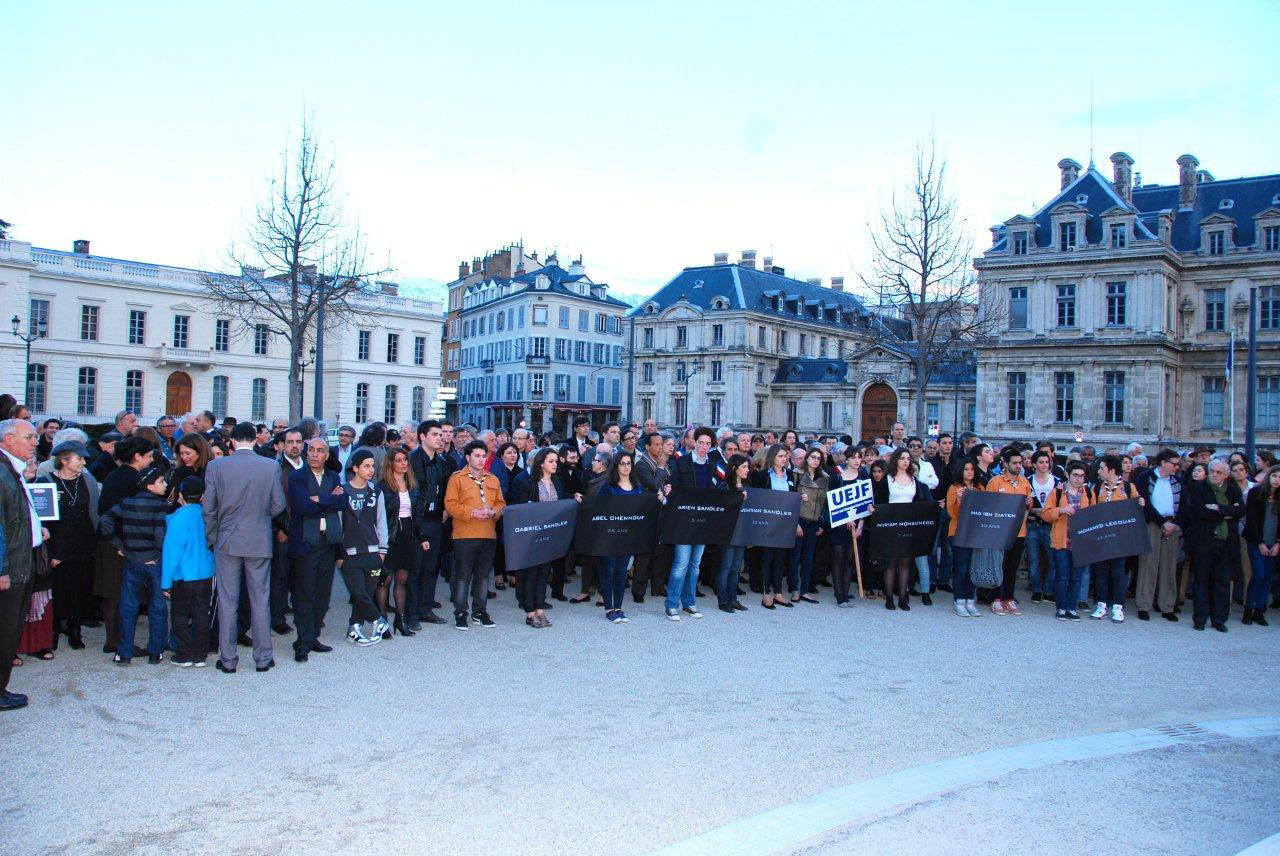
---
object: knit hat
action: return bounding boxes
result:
[137,466,165,489]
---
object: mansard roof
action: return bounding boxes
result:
[772,359,848,384]
[993,163,1280,253]
[464,262,629,308]
[630,263,910,339]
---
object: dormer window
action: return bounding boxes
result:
[1209,230,1225,255]
[644,302,657,315]
[1012,232,1028,255]
[1109,222,1127,248]
[1059,222,1077,251]
[534,274,550,290]
[711,297,728,310]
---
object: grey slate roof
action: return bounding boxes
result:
[630,263,911,339]
[465,262,630,309]
[772,359,848,384]
[993,164,1280,254]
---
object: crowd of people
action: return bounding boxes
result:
[0,388,1277,714]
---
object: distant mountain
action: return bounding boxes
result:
[399,277,446,303]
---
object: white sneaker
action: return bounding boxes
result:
[348,622,379,647]
[665,609,681,621]
[953,600,969,617]
[965,599,982,617]
[1091,602,1109,620]
[1111,604,1125,623]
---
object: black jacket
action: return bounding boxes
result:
[871,476,932,505]
[1243,488,1280,547]
[749,468,800,491]
[1133,467,1185,527]
[1183,479,1245,554]
[408,447,453,523]
[670,451,724,489]
[513,477,574,505]
[380,481,423,543]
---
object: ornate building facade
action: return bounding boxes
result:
[976,153,1280,447]
[0,238,443,428]
[454,249,628,434]
[628,252,976,437]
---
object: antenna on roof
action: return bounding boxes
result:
[1088,76,1095,168]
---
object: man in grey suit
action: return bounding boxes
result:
[204,422,287,673]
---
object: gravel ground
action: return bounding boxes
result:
[3,582,1278,855]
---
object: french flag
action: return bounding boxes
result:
[714,459,727,483]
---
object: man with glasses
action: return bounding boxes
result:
[0,419,42,711]
[155,415,177,460]
[326,425,357,478]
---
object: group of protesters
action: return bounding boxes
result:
[0,388,1277,713]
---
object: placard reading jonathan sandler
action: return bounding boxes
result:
[27,483,60,522]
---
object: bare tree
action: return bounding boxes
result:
[204,118,388,422]
[860,139,998,436]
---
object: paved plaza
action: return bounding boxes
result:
[4,585,1279,855]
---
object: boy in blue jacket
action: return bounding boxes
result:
[162,476,215,667]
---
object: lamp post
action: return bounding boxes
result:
[10,313,45,403]
[298,346,316,415]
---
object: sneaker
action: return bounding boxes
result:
[350,623,380,646]
[1005,599,1021,616]
[609,610,625,624]
[618,611,629,622]
[172,657,194,667]
[1056,609,1068,620]
[454,614,469,632]
[1111,604,1125,623]
[1091,602,1109,620]
[990,599,1008,615]
[665,609,681,621]
[1030,593,1043,604]
[112,654,130,666]
[838,600,855,609]
[347,624,363,643]
[473,612,496,628]
[965,600,982,617]
[1066,611,1082,621]
[682,606,703,619]
[954,600,969,617]
[147,653,165,665]
[371,617,390,638]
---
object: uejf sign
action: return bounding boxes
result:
[827,479,873,527]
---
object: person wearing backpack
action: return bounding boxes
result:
[1024,450,1061,604]
[1088,455,1144,623]
[1039,461,1094,621]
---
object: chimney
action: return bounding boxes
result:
[830,276,844,292]
[1057,158,1082,190]
[762,255,773,272]
[459,260,470,279]
[1177,154,1199,208]
[240,264,264,279]
[72,239,90,255]
[1110,151,1134,204]
[738,249,757,269]
[990,225,1002,247]
[806,277,821,286]
[713,252,729,265]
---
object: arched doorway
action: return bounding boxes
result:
[860,383,897,441]
[165,371,192,416]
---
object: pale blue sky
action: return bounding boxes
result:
[5,0,1278,301]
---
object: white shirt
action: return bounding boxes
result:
[915,459,938,490]
[1150,475,1175,518]
[1031,473,1057,507]
[888,478,917,503]
[1,447,44,548]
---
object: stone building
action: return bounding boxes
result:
[975,153,1280,448]
[0,238,443,428]
[455,249,628,434]
[628,252,976,437]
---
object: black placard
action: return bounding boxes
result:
[501,499,579,571]
[576,492,662,556]
[659,488,743,546]
[868,501,940,559]
[730,488,802,548]
[952,490,1027,550]
[1068,499,1151,566]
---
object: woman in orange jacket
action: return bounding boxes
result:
[1038,460,1094,620]
[945,459,983,617]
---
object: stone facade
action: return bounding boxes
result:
[628,253,976,437]
[0,239,443,428]
[976,153,1280,448]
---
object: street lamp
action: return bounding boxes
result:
[298,346,316,412]
[11,313,45,403]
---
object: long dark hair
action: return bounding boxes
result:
[606,451,635,487]
[358,423,386,448]
[888,448,915,478]
[725,453,750,490]
[531,446,559,480]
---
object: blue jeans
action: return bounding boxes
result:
[665,544,705,611]
[1246,545,1277,610]
[1093,556,1128,606]
[599,555,631,611]
[937,522,954,587]
[118,560,167,659]
[914,554,932,593]
[1076,565,1091,604]
[1051,548,1082,612]
[1025,524,1052,594]
[788,519,820,594]
[717,546,745,607]
[951,545,974,600]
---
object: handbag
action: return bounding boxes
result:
[969,547,1004,589]
[32,543,54,585]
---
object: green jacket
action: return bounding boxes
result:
[0,460,34,585]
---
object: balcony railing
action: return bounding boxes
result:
[154,345,214,366]
[526,354,550,367]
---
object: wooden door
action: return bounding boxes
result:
[860,383,897,441]
[165,371,192,416]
